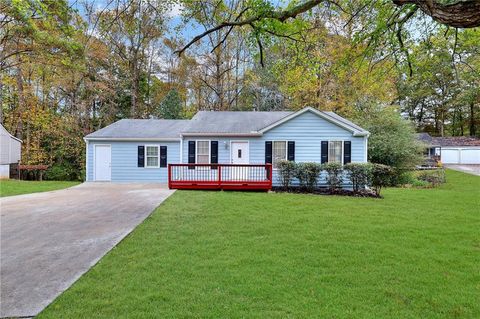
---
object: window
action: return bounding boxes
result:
[273,141,287,168]
[145,145,159,168]
[328,141,343,163]
[196,141,210,164]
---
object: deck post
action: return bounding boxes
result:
[218,165,222,189]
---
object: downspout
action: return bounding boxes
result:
[179,135,183,164]
[84,138,89,181]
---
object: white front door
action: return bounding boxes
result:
[231,142,249,180]
[231,142,249,164]
[94,145,111,181]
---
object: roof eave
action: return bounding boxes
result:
[84,137,181,142]
[181,132,263,137]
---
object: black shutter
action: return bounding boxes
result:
[287,141,295,161]
[160,146,167,167]
[210,141,218,169]
[321,141,328,164]
[265,141,272,164]
[137,145,145,167]
[343,141,351,164]
[188,141,195,170]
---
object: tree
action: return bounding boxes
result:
[156,89,183,119]
[354,106,424,171]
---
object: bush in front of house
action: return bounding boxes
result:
[322,162,343,191]
[416,169,446,187]
[277,160,296,189]
[344,163,371,192]
[370,163,394,196]
[295,162,322,192]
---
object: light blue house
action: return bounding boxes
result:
[84,107,369,187]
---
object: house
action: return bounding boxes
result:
[0,124,22,179]
[418,133,480,164]
[84,107,369,189]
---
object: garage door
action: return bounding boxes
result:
[461,149,480,164]
[442,149,459,164]
[441,148,480,164]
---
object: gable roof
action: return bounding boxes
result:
[0,124,22,143]
[84,107,368,140]
[417,133,480,147]
[85,119,190,140]
[258,107,369,136]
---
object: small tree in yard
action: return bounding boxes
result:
[277,160,296,190]
[370,164,394,196]
[295,162,321,192]
[344,163,371,193]
[323,162,343,191]
[354,106,423,183]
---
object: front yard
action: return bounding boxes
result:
[0,180,80,197]
[39,170,479,318]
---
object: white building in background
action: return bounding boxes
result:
[0,124,22,179]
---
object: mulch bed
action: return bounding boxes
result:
[271,187,380,198]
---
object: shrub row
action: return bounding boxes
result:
[277,161,394,196]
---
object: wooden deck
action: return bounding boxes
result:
[168,164,273,191]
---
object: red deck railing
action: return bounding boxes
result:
[168,164,273,191]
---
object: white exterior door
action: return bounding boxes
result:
[231,142,249,180]
[231,142,249,164]
[94,145,111,181]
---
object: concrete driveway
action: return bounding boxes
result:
[445,164,480,176]
[0,183,174,318]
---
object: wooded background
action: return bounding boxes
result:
[1,0,479,180]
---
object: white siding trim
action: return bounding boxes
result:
[85,140,89,181]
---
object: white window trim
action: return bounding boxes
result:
[327,140,344,164]
[272,140,288,169]
[196,140,211,164]
[145,144,160,168]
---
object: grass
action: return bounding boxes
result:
[39,170,479,318]
[0,179,80,197]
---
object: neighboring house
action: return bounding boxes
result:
[418,133,480,164]
[0,124,22,179]
[84,107,369,187]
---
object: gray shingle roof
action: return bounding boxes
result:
[183,111,292,134]
[85,108,369,139]
[85,119,190,139]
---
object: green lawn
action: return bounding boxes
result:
[39,170,479,318]
[0,179,80,197]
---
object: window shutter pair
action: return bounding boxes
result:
[137,145,167,167]
[321,141,351,164]
[265,141,295,164]
[187,141,218,168]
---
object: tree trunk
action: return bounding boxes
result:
[131,60,139,118]
[15,65,25,138]
[470,102,476,136]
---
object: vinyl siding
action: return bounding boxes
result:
[182,111,367,187]
[87,141,180,182]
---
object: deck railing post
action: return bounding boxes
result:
[218,165,222,189]
[168,164,171,189]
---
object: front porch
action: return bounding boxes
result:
[168,164,273,191]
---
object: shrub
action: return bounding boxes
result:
[344,163,371,192]
[45,163,78,181]
[370,163,394,196]
[295,162,321,191]
[277,160,296,189]
[323,162,343,191]
[416,169,446,187]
